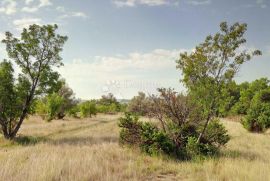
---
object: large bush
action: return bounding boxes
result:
[119,88,230,160]
[127,92,149,116]
[79,101,97,118]
[119,113,176,157]
[242,89,270,132]
[34,82,78,121]
[231,78,269,115]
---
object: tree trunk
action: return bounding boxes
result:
[197,115,211,143]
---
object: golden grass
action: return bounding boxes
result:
[0,115,269,181]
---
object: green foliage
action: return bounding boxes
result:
[231,78,269,115]
[176,22,261,142]
[118,112,229,160]
[34,81,78,121]
[140,122,175,156]
[242,89,270,132]
[0,24,67,139]
[79,101,97,118]
[46,93,64,122]
[67,105,80,118]
[202,119,230,149]
[118,113,142,146]
[0,61,23,131]
[128,92,149,116]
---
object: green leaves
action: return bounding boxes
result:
[0,24,67,139]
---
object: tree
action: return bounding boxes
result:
[0,24,67,139]
[46,93,64,121]
[99,93,118,106]
[55,81,78,119]
[176,22,261,143]
[79,101,97,118]
[127,92,149,116]
[147,88,198,133]
[242,89,270,132]
[231,78,269,115]
[97,93,121,114]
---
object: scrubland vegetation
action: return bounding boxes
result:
[0,22,270,180]
[0,115,269,181]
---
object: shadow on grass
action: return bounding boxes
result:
[14,136,48,146]
[219,149,261,161]
[48,136,119,146]
[45,120,111,138]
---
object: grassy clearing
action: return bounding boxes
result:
[0,115,269,181]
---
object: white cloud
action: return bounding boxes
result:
[13,18,42,30]
[58,49,187,99]
[39,0,52,7]
[0,0,17,15]
[113,0,212,7]
[70,12,88,18]
[22,6,39,13]
[113,0,174,7]
[186,0,211,6]
[25,0,35,5]
[256,0,267,8]
[59,11,88,19]
[56,6,65,12]
[22,0,52,13]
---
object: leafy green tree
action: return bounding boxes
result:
[79,101,97,118]
[176,22,261,143]
[242,89,270,132]
[0,24,67,139]
[218,81,241,116]
[35,80,78,120]
[55,81,78,119]
[231,78,269,115]
[98,93,120,112]
[46,93,64,122]
[128,92,149,116]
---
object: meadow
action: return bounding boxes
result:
[0,114,269,181]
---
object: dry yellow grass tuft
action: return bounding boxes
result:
[0,115,269,181]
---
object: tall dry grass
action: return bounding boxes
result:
[0,114,269,181]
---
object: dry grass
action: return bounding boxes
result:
[0,114,269,181]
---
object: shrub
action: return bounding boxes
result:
[35,93,64,122]
[46,93,64,121]
[202,119,230,148]
[140,122,175,156]
[118,112,229,160]
[79,101,97,118]
[118,113,142,145]
[242,89,270,132]
[127,92,149,116]
[67,105,80,118]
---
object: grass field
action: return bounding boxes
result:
[0,114,269,181]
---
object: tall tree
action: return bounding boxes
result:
[176,22,261,143]
[0,24,67,139]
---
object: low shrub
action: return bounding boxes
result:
[119,112,229,160]
[79,101,97,118]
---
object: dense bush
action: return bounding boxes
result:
[127,92,149,116]
[119,113,176,157]
[119,110,229,159]
[46,93,64,121]
[242,89,270,132]
[34,82,78,121]
[231,78,269,115]
[79,101,97,118]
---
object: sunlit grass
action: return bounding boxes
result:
[0,114,269,181]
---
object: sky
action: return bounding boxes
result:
[0,0,269,99]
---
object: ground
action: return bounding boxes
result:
[0,114,269,181]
